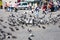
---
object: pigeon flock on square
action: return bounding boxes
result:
[0,11,60,40]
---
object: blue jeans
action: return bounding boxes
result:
[8,7,13,12]
[54,6,58,11]
[35,11,39,18]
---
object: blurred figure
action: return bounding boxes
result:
[35,6,39,12]
[47,3,51,12]
[42,2,47,14]
[49,1,54,12]
[14,2,18,12]
[7,1,13,12]
[4,2,7,11]
[4,2,10,12]
[31,6,34,13]
[35,6,40,18]
[58,1,60,10]
[28,3,32,10]
[54,1,59,11]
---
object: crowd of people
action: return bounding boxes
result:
[33,1,60,15]
[3,1,60,13]
[42,1,60,12]
[4,1,18,12]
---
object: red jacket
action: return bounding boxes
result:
[42,5,47,11]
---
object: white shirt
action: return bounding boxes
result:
[9,2,12,7]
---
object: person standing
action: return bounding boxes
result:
[54,1,58,11]
[31,6,34,13]
[29,3,32,10]
[35,6,39,18]
[59,1,60,10]
[49,1,54,12]
[4,2,6,9]
[6,2,10,12]
[14,2,18,12]
[58,1,60,10]
[35,6,39,12]
[4,2,7,11]
[7,1,12,12]
[9,1,13,12]
[42,2,47,14]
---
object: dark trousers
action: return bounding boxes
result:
[15,8,18,12]
[50,7,54,12]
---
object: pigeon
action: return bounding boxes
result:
[47,22,49,25]
[0,29,2,31]
[15,27,19,31]
[8,23,16,26]
[0,19,3,22]
[32,10,34,13]
[21,25,25,29]
[28,37,32,40]
[1,31,5,33]
[25,23,28,26]
[2,34,6,40]
[58,25,60,28]
[37,25,41,28]
[29,34,34,37]
[7,36,11,39]
[42,11,46,15]
[30,15,32,17]
[12,36,17,39]
[57,14,60,17]
[11,14,15,17]
[9,27,15,32]
[5,21,7,23]
[2,26,7,28]
[7,33,12,35]
[32,19,35,26]
[27,29,32,33]
[17,24,20,26]
[42,26,46,29]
